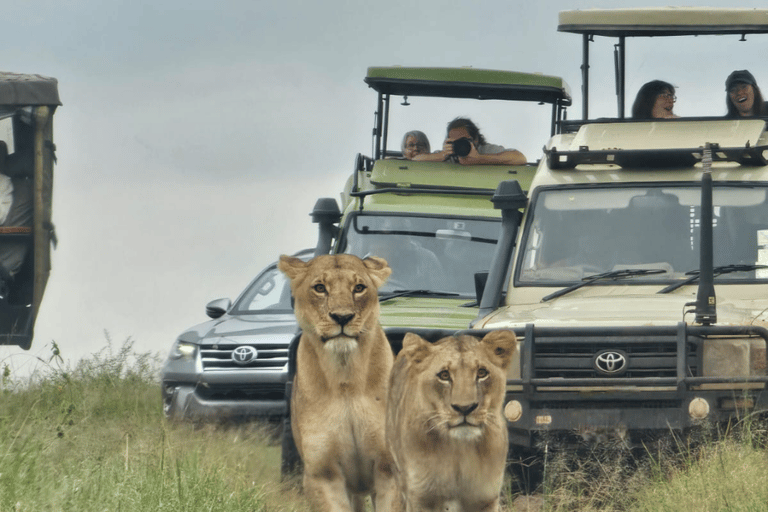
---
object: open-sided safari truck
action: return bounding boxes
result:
[0,72,60,350]
[323,66,571,331]
[469,8,768,487]
[281,66,571,474]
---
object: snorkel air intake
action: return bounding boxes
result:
[694,144,717,325]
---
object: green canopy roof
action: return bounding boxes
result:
[365,67,571,105]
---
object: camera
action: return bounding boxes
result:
[451,137,473,157]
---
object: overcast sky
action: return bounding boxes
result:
[1,0,767,374]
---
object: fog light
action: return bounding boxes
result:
[689,397,710,420]
[504,400,523,422]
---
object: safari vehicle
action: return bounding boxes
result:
[281,66,571,473]
[319,66,571,329]
[0,72,60,350]
[469,7,768,480]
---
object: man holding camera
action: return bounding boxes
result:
[412,117,526,165]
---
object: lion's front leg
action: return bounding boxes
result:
[303,470,358,512]
[371,460,401,512]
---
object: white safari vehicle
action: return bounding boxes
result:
[470,7,768,482]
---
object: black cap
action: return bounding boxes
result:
[726,70,757,91]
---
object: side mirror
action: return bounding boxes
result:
[205,298,232,319]
[474,271,488,305]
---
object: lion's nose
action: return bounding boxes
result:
[330,312,355,327]
[452,403,478,416]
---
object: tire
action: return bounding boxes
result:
[280,380,302,478]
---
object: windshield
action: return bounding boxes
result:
[232,265,293,314]
[518,185,768,285]
[342,214,500,296]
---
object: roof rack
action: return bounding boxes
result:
[545,142,768,170]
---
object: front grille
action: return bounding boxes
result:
[533,399,681,410]
[201,342,288,370]
[196,383,285,401]
[532,335,699,379]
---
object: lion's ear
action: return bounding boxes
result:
[400,332,432,365]
[278,255,308,282]
[362,256,392,289]
[481,330,518,371]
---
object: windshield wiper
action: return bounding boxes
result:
[379,289,460,302]
[657,264,768,294]
[541,268,668,303]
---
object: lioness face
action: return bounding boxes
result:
[400,331,517,441]
[278,254,391,345]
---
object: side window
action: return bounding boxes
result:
[0,118,13,153]
[244,268,290,311]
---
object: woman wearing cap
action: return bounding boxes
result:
[725,70,768,117]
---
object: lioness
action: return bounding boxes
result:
[387,331,518,512]
[278,253,397,512]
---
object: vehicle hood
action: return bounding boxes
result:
[478,291,768,329]
[176,313,298,345]
[379,297,477,330]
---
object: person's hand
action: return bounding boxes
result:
[456,141,481,165]
[440,139,456,161]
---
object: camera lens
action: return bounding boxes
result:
[451,138,472,157]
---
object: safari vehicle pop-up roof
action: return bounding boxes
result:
[315,67,573,324]
[558,7,768,120]
[338,67,572,217]
[0,72,61,349]
[364,66,571,157]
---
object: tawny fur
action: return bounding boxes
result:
[386,331,518,512]
[279,253,397,512]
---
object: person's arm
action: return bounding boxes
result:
[411,139,454,162]
[411,151,449,162]
[458,145,527,166]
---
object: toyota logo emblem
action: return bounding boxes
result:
[594,350,628,376]
[232,346,258,365]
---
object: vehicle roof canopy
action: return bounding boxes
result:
[365,67,571,106]
[558,7,768,37]
[0,72,61,107]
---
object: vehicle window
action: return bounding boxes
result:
[343,214,500,295]
[234,267,293,313]
[518,185,768,284]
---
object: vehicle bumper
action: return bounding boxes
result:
[161,369,288,421]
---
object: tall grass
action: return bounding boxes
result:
[3,338,768,511]
[0,337,309,512]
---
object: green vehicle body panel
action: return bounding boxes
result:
[379,297,478,330]
[367,159,535,192]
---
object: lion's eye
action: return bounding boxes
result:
[354,284,366,293]
[477,368,489,379]
[313,284,326,293]
[437,370,451,382]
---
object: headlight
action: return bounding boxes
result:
[170,341,197,360]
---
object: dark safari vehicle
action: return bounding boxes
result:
[0,72,60,350]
